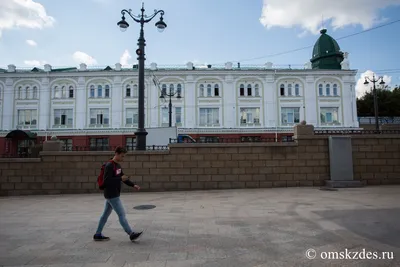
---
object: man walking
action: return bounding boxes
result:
[93,146,143,242]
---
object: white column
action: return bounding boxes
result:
[111,76,122,128]
[342,79,353,127]
[184,76,196,128]
[351,82,359,127]
[304,75,318,126]
[223,75,235,128]
[2,78,14,130]
[264,74,275,127]
[38,78,50,130]
[148,79,158,127]
[75,77,86,129]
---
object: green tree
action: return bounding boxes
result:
[357,85,400,117]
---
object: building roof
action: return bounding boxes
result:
[310,29,344,70]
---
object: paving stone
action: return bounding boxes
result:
[1,187,400,266]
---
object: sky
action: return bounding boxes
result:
[0,0,400,98]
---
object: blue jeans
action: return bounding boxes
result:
[95,197,133,235]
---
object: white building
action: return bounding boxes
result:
[0,29,359,152]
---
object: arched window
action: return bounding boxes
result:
[25,86,30,99]
[207,84,212,97]
[319,84,323,96]
[55,86,61,98]
[33,86,38,99]
[169,84,174,95]
[90,85,95,98]
[61,86,66,98]
[68,86,74,98]
[247,84,252,96]
[97,85,102,97]
[177,84,182,95]
[199,84,204,97]
[126,85,131,97]
[326,84,331,96]
[295,84,300,96]
[214,84,219,96]
[333,84,338,96]
[105,85,110,98]
[133,85,138,97]
[240,84,245,96]
[255,84,259,96]
[161,84,167,96]
[288,84,292,96]
[280,84,285,96]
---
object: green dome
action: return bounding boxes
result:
[310,29,344,70]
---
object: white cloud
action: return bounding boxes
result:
[72,51,97,65]
[356,70,392,98]
[259,0,400,35]
[26,39,37,46]
[0,0,55,39]
[120,49,131,66]
[24,60,47,66]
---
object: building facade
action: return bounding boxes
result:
[0,29,359,153]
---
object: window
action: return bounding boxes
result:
[61,86,67,98]
[105,85,110,98]
[89,138,109,151]
[161,107,169,125]
[333,84,338,96]
[240,84,245,96]
[177,84,182,96]
[33,86,38,99]
[247,84,252,96]
[25,86,29,99]
[214,84,219,96]
[18,109,37,126]
[54,109,73,126]
[255,84,260,96]
[126,108,138,125]
[280,84,285,96]
[207,84,212,97]
[240,108,260,125]
[169,84,174,95]
[69,86,74,98]
[90,85,95,98]
[295,84,300,96]
[126,85,131,97]
[288,84,292,96]
[60,139,73,151]
[199,108,219,126]
[199,84,204,97]
[0,86,2,99]
[326,84,330,96]
[17,87,22,99]
[97,85,102,97]
[162,84,167,96]
[319,84,323,96]
[89,108,109,125]
[281,107,300,125]
[126,137,136,151]
[320,107,339,124]
[175,107,182,125]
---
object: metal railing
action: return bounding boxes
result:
[169,136,294,143]
[61,145,169,151]
[314,130,400,135]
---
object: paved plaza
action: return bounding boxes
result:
[1,186,400,267]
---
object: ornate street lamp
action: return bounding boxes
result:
[364,74,385,131]
[160,87,181,127]
[117,3,167,150]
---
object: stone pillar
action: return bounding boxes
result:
[2,78,14,130]
[223,75,235,128]
[42,136,63,151]
[264,74,275,127]
[304,75,317,126]
[111,76,122,128]
[75,77,86,129]
[39,78,50,130]
[293,122,314,139]
[184,76,196,128]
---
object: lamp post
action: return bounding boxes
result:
[160,88,181,127]
[364,74,385,131]
[117,3,167,150]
